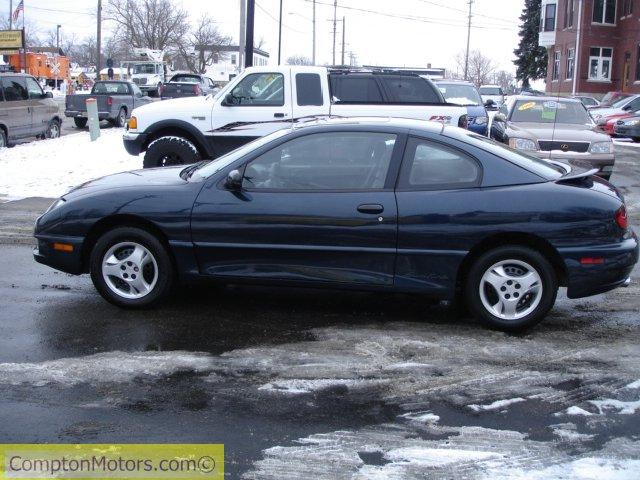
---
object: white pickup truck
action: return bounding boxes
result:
[123,66,469,168]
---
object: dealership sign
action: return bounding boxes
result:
[0,29,24,54]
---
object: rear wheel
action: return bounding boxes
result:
[89,227,174,308]
[114,107,127,128]
[46,119,61,139]
[633,137,640,143]
[143,136,201,168]
[465,246,557,331]
[0,129,6,148]
[74,118,87,128]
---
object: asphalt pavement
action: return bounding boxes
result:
[0,146,639,478]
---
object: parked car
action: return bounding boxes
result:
[613,115,640,141]
[0,72,62,147]
[479,85,506,109]
[34,118,638,331]
[436,80,489,136]
[600,91,632,108]
[596,110,638,136]
[123,66,469,168]
[65,80,153,128]
[590,94,640,122]
[572,95,600,108]
[490,96,615,179]
[160,74,218,99]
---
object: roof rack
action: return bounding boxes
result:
[327,66,422,77]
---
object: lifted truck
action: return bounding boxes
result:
[65,81,152,128]
[122,66,469,168]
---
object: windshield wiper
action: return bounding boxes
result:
[180,161,210,180]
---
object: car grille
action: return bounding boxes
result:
[132,78,147,85]
[538,141,590,153]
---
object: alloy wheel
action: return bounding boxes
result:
[101,242,158,299]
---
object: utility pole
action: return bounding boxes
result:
[9,0,12,29]
[56,25,61,52]
[245,0,255,67]
[463,0,473,81]
[312,0,316,65]
[96,0,102,81]
[341,16,345,66]
[239,0,246,71]
[55,25,61,89]
[332,0,337,65]
[277,0,283,65]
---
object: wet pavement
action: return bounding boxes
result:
[0,145,639,478]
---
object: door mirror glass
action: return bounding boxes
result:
[225,169,243,190]
[223,93,239,106]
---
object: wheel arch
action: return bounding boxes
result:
[81,214,176,274]
[142,120,211,158]
[456,232,568,292]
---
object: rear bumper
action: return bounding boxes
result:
[33,235,85,275]
[123,131,148,156]
[65,110,111,121]
[561,233,639,299]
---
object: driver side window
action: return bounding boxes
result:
[231,73,284,106]
[242,132,397,190]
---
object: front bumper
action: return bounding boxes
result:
[561,233,639,299]
[123,131,148,156]
[531,151,615,178]
[33,235,85,275]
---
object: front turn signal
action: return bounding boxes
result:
[128,116,138,130]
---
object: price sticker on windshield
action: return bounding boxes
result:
[518,101,536,111]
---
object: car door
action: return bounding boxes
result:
[211,72,292,154]
[1,76,31,139]
[130,83,148,109]
[24,76,49,136]
[191,129,404,286]
[394,135,483,294]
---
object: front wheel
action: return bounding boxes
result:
[90,227,174,308]
[46,119,61,139]
[74,118,87,128]
[465,246,558,331]
[143,136,201,168]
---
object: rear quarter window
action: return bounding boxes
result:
[382,76,441,103]
[296,73,323,106]
[329,76,383,103]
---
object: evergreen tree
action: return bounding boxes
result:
[514,0,548,88]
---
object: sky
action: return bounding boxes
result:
[0,0,525,74]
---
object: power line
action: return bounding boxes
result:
[414,0,518,26]
[256,1,306,34]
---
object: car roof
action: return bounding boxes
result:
[509,95,582,103]
[480,84,501,88]
[435,79,475,85]
[291,116,445,134]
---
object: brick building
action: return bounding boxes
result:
[539,0,640,97]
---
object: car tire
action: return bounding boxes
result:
[0,129,6,148]
[143,136,201,168]
[74,118,87,128]
[115,107,127,128]
[465,246,557,331]
[633,137,640,143]
[46,119,61,139]
[90,227,174,308]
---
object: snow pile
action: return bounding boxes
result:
[0,129,141,200]
[468,397,526,412]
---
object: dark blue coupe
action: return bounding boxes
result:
[34,119,638,330]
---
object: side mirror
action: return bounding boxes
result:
[225,169,243,190]
[493,113,506,123]
[43,91,53,99]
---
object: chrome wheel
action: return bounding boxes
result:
[118,109,126,127]
[0,133,5,148]
[101,242,158,299]
[48,121,60,139]
[479,259,542,321]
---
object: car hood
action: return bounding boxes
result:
[63,166,190,200]
[590,107,624,119]
[507,122,610,142]
[132,95,211,116]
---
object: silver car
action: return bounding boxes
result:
[490,96,615,180]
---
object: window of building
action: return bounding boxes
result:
[564,0,575,27]
[622,0,633,16]
[544,3,557,31]
[552,51,561,80]
[589,47,613,80]
[231,54,236,65]
[593,0,617,24]
[566,48,575,79]
[635,45,640,80]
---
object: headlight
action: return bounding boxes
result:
[474,116,488,125]
[590,141,613,154]
[508,138,538,151]
[46,198,65,213]
[623,119,640,126]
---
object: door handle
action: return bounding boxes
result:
[274,112,286,118]
[357,204,384,214]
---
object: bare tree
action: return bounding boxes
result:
[175,14,232,73]
[494,70,515,93]
[286,55,312,66]
[107,0,189,51]
[455,50,496,86]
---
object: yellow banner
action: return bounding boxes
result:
[0,444,224,479]
[0,30,23,50]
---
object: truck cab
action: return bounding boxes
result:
[127,49,167,97]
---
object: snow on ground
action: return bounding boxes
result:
[467,397,526,412]
[0,129,140,200]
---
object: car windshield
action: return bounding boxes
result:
[171,75,200,83]
[443,128,564,180]
[610,96,633,108]
[510,100,592,125]
[191,128,293,179]
[133,64,156,74]
[480,87,502,95]
[438,84,482,106]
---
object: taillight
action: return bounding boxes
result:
[615,205,628,230]
[458,114,468,129]
[193,85,201,95]
[106,96,113,106]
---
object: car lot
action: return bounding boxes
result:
[0,145,638,478]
